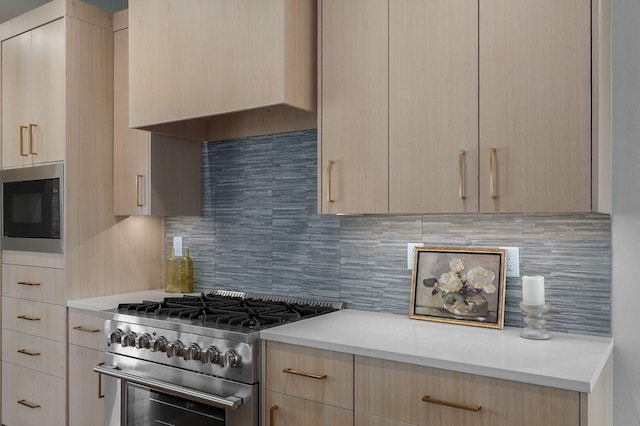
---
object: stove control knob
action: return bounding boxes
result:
[166,340,184,358]
[149,336,168,353]
[182,343,201,361]
[200,346,220,365]
[121,331,137,348]
[135,333,152,350]
[220,349,239,368]
[107,329,124,345]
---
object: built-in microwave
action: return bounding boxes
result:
[1,163,63,253]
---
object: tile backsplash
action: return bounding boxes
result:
[166,130,611,336]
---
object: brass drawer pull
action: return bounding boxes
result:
[270,405,278,426]
[136,174,144,207]
[73,325,100,333]
[422,394,482,412]
[19,125,28,156]
[17,399,40,409]
[17,315,41,321]
[489,147,497,199]
[458,149,466,199]
[17,281,41,286]
[29,123,38,154]
[326,160,335,203]
[282,367,327,380]
[17,349,41,357]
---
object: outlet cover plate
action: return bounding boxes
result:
[501,246,520,277]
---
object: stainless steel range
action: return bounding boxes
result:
[93,291,342,426]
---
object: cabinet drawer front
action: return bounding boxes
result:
[266,391,353,426]
[355,412,413,426]
[68,345,105,426]
[2,297,66,340]
[355,356,580,426]
[266,341,353,409]
[2,263,65,304]
[68,309,105,349]
[2,330,66,377]
[2,361,65,426]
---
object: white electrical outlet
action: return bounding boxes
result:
[501,246,520,277]
[407,243,424,269]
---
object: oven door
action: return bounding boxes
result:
[95,353,258,426]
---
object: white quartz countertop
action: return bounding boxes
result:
[67,289,181,311]
[260,309,613,393]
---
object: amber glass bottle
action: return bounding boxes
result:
[164,249,179,293]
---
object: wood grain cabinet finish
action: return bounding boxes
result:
[1,18,65,168]
[265,342,354,425]
[128,0,317,141]
[113,18,201,217]
[355,356,585,426]
[68,308,105,426]
[319,0,609,214]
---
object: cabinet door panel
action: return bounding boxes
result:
[267,391,353,426]
[389,0,478,213]
[320,0,388,214]
[479,0,591,212]
[68,345,105,426]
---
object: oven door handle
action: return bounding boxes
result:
[93,364,243,410]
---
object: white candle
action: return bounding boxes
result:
[522,276,545,305]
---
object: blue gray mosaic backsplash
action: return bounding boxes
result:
[165,130,611,337]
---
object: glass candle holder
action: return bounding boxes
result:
[519,302,551,340]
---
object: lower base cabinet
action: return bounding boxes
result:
[266,391,353,426]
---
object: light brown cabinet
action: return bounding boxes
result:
[265,341,354,426]
[67,309,106,426]
[1,18,65,168]
[320,0,609,214]
[113,14,201,216]
[128,0,317,141]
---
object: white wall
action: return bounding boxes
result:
[612,0,640,424]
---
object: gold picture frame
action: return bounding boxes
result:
[409,247,507,329]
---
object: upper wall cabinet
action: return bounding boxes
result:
[128,0,317,141]
[2,19,65,168]
[319,0,610,214]
[114,17,201,216]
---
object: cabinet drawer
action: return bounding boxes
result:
[355,356,580,426]
[68,308,105,350]
[2,297,66,340]
[68,345,105,426]
[266,341,353,409]
[2,263,65,304]
[266,391,353,426]
[2,361,65,426]
[2,330,66,378]
[355,413,413,426]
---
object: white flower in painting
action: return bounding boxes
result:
[465,266,496,293]
[438,271,463,293]
[449,258,465,273]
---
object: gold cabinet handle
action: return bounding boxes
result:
[489,147,497,199]
[422,395,482,412]
[326,160,335,203]
[96,362,105,399]
[136,174,144,207]
[270,405,278,426]
[29,123,37,154]
[73,325,100,333]
[282,367,327,380]
[17,349,41,357]
[19,125,28,156]
[17,281,40,286]
[17,315,41,321]
[459,150,466,200]
[17,399,40,409]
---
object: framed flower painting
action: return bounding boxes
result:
[409,247,507,329]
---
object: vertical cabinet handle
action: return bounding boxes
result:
[270,405,278,426]
[96,362,105,399]
[458,150,466,200]
[29,123,37,154]
[17,399,40,409]
[19,126,28,156]
[135,174,144,207]
[489,147,497,199]
[326,160,335,203]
